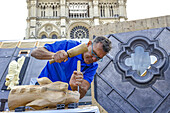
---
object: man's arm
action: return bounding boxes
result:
[79,80,90,99]
[31,47,68,63]
[31,47,55,60]
[69,71,90,99]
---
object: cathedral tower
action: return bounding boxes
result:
[26,0,127,39]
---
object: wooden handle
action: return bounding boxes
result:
[77,60,81,72]
[77,60,81,92]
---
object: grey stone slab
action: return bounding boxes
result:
[113,28,164,44]
[108,90,139,113]
[99,62,135,98]
[107,35,122,60]
[128,87,162,113]
[0,48,16,57]
[96,56,111,74]
[153,56,170,96]
[94,75,112,95]
[0,58,11,82]
[153,94,170,113]
[94,26,170,112]
[156,28,170,54]
[22,57,48,85]
[95,88,124,113]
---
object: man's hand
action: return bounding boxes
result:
[53,50,68,63]
[69,71,83,91]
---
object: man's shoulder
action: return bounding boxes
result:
[65,40,81,49]
[54,40,80,45]
[67,40,81,45]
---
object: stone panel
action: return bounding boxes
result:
[93,26,170,113]
[96,56,111,74]
[94,75,112,95]
[156,28,170,54]
[113,28,164,44]
[153,94,170,113]
[0,58,11,82]
[0,48,16,57]
[99,62,135,97]
[153,56,170,96]
[95,88,124,113]
[107,35,121,60]
[108,91,139,113]
[128,88,162,113]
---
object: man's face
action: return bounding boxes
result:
[83,41,107,64]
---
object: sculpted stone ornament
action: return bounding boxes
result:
[5,56,25,90]
[8,77,80,110]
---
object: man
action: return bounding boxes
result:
[31,36,112,99]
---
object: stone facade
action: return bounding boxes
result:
[26,0,127,39]
[89,15,170,40]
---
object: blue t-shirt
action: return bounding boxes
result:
[38,40,98,90]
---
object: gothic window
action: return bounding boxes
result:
[110,6,114,17]
[87,5,89,17]
[41,11,43,17]
[116,36,168,86]
[41,35,47,39]
[40,6,46,17]
[44,11,45,17]
[52,34,57,39]
[52,6,57,17]
[125,46,152,76]
[43,6,46,17]
[70,26,89,39]
[100,6,103,17]
[100,5,105,17]
[52,6,55,16]
[41,6,43,17]
[53,11,57,17]
[103,6,105,17]
[53,11,55,17]
[69,3,89,18]
[38,2,59,18]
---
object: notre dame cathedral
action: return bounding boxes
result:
[26,0,127,39]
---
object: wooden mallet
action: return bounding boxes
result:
[77,60,81,92]
[49,43,88,64]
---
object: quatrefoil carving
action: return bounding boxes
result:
[116,36,167,84]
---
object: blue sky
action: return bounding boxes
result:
[0,0,170,40]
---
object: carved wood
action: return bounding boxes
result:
[8,77,80,110]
